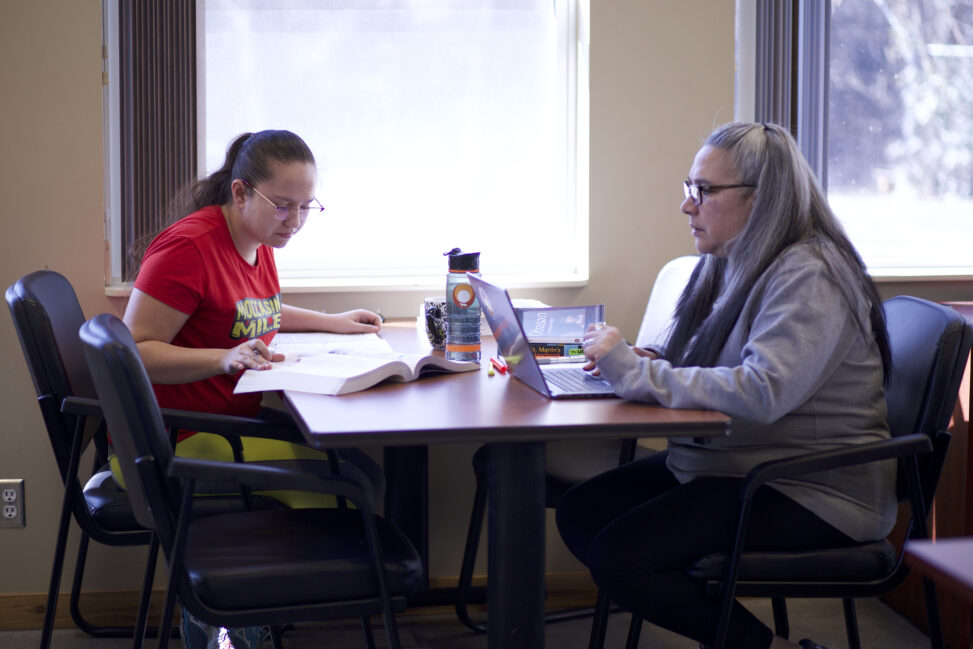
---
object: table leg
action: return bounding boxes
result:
[485,440,546,649]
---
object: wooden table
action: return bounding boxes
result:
[283,322,730,649]
[905,538,973,605]
[905,537,973,648]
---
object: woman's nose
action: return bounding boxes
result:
[680,195,697,215]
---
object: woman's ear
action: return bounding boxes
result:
[229,178,249,208]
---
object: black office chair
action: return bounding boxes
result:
[596,295,972,649]
[79,312,423,649]
[5,271,304,649]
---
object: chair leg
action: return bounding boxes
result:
[771,597,789,639]
[157,481,196,649]
[920,578,945,649]
[624,614,643,649]
[842,598,861,649]
[360,615,376,649]
[270,626,284,649]
[69,533,136,638]
[456,478,489,632]
[40,488,78,649]
[131,533,160,649]
[154,588,178,649]
[588,590,611,649]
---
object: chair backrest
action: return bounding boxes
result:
[635,255,699,348]
[79,314,178,539]
[5,271,98,479]
[883,296,973,505]
[884,296,971,438]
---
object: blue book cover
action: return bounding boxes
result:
[515,305,605,344]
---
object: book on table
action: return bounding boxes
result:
[527,341,585,358]
[514,304,606,357]
[233,332,479,396]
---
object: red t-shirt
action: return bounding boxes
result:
[134,205,281,422]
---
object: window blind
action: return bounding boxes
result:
[119,0,196,280]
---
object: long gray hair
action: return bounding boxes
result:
[664,122,891,382]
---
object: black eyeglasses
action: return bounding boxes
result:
[241,179,325,221]
[683,180,756,206]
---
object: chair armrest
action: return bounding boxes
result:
[158,408,304,444]
[61,398,303,444]
[164,455,376,514]
[61,395,102,418]
[740,433,933,501]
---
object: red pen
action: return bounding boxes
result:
[490,356,508,374]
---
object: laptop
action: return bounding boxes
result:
[469,275,617,399]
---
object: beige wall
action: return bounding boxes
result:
[2,0,968,600]
[1,0,132,594]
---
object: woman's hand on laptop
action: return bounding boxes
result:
[581,324,623,370]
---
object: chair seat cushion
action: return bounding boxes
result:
[184,507,424,611]
[84,470,285,532]
[686,540,897,583]
[83,470,145,531]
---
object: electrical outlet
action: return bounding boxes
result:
[0,479,24,528]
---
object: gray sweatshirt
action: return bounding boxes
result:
[597,245,897,542]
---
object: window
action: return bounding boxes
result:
[105,0,587,289]
[828,0,973,276]
[198,0,588,288]
[737,0,973,278]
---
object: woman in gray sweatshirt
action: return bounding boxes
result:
[556,122,893,649]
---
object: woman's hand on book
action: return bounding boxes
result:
[225,338,284,374]
[323,309,383,334]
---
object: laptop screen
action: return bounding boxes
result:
[469,275,554,397]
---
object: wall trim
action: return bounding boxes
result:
[0,572,599,631]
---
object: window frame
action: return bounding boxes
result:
[737,0,973,281]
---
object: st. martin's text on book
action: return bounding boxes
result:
[233,332,479,396]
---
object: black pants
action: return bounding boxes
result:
[555,451,854,649]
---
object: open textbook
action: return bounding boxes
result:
[233,332,479,396]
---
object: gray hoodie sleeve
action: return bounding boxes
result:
[596,252,867,425]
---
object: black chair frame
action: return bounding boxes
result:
[6,271,304,649]
[589,295,972,649]
[80,313,422,649]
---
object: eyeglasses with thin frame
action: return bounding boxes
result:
[240,179,325,221]
[683,180,756,206]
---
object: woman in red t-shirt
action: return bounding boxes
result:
[122,130,385,649]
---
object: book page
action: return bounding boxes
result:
[235,353,407,395]
[269,332,393,356]
[234,332,477,395]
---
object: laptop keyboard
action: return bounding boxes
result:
[543,367,615,393]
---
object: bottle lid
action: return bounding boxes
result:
[444,248,480,272]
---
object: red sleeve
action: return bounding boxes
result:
[134,235,206,315]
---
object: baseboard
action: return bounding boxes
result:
[0,572,600,631]
[422,571,600,614]
[0,589,171,631]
